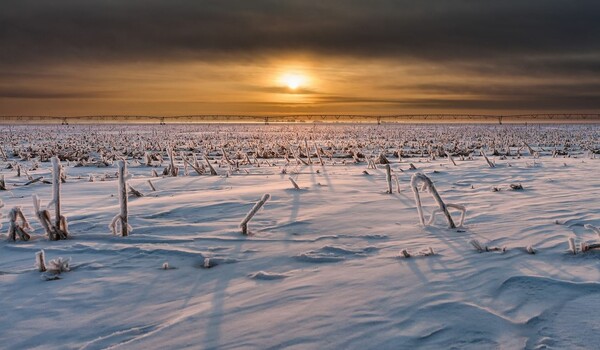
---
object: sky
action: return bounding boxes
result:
[1,0,599,116]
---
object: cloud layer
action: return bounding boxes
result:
[1,1,599,115]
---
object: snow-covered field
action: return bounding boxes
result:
[1,124,599,349]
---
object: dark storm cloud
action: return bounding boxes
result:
[1,0,599,71]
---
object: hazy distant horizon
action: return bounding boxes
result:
[1,113,599,125]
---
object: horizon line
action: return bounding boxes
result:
[1,113,599,125]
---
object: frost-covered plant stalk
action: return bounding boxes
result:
[36,250,47,272]
[481,150,495,168]
[204,155,218,176]
[446,151,457,166]
[0,199,3,230]
[165,147,178,176]
[109,160,132,236]
[240,194,270,235]
[51,156,69,239]
[410,172,457,228]
[385,164,392,193]
[568,237,576,255]
[7,206,32,241]
[304,139,312,164]
[289,177,300,190]
[31,156,69,240]
[144,151,152,166]
[33,195,68,240]
[315,143,324,166]
[394,174,401,193]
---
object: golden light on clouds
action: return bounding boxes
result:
[279,73,306,90]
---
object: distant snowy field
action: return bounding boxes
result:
[1,124,599,349]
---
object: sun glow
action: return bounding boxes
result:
[280,73,305,90]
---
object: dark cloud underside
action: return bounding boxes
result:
[2,1,599,66]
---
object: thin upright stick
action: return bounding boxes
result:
[385,164,392,193]
[117,160,129,236]
[51,157,61,230]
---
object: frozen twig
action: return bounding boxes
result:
[289,177,300,190]
[240,194,270,235]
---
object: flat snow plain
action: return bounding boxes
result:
[1,125,600,349]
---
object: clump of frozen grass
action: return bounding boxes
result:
[240,194,271,235]
[109,160,132,236]
[40,256,71,281]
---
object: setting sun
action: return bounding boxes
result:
[280,73,305,90]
